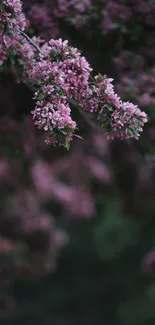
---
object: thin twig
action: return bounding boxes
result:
[17,28,42,54]
[69,98,104,132]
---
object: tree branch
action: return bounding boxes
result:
[17,28,42,54]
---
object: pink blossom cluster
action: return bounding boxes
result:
[26,3,59,40]
[114,51,155,109]
[100,0,132,34]
[31,42,147,145]
[0,0,147,149]
[25,0,130,36]
[77,74,147,140]
[54,0,93,29]
[0,0,26,65]
[31,38,92,147]
[25,0,155,40]
[25,0,93,40]
[0,0,25,30]
[99,0,155,34]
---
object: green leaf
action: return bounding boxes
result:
[37,93,46,101]
[97,74,103,82]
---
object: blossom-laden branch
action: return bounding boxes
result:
[17,28,42,54]
[0,0,148,149]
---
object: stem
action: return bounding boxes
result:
[17,28,42,54]
[69,98,104,132]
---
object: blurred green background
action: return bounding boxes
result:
[1,196,155,325]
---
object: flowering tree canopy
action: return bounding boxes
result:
[0,0,147,149]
